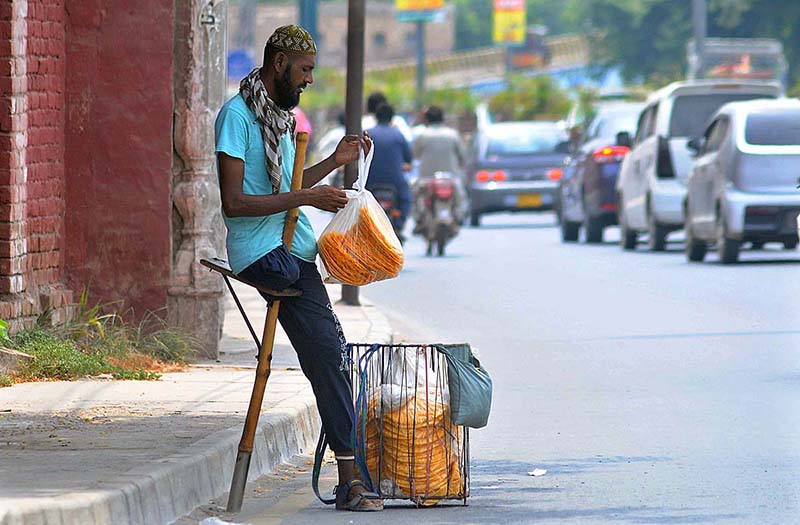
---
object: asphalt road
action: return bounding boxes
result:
[182,211,800,525]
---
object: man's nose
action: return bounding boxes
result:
[306,72,314,85]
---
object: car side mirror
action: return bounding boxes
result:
[686,137,703,155]
[616,131,632,148]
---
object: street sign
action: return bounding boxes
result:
[395,0,444,22]
[493,0,526,45]
[228,49,255,80]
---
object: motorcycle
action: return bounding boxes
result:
[418,172,459,257]
[370,184,405,244]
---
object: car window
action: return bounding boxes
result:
[633,107,652,145]
[703,117,728,153]
[669,93,774,138]
[486,127,568,155]
[595,112,639,138]
[644,104,659,137]
[744,109,800,146]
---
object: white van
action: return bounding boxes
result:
[615,80,781,251]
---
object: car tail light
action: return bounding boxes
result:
[602,203,617,211]
[656,136,675,178]
[592,145,630,163]
[547,168,563,181]
[476,170,506,182]
[476,170,491,182]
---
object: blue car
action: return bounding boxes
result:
[559,102,644,242]
[467,121,570,227]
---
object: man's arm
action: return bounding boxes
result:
[218,152,348,217]
[301,133,371,189]
[302,154,340,188]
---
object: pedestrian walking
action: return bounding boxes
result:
[214,24,382,512]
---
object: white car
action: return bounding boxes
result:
[615,80,781,251]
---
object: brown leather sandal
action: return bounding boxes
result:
[334,480,384,512]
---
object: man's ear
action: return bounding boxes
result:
[273,51,289,74]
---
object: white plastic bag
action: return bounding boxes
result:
[367,346,447,414]
[318,146,404,285]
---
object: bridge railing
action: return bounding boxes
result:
[364,34,588,85]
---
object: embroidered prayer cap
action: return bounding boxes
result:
[267,25,317,56]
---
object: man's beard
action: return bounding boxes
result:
[275,66,301,110]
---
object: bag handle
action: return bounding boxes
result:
[352,143,375,194]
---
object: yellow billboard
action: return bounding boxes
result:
[396,0,444,12]
[493,0,526,45]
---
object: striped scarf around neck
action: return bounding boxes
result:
[239,67,296,195]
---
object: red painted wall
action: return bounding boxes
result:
[64,0,174,316]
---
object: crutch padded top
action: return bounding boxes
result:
[200,257,302,297]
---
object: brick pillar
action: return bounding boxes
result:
[0,0,34,329]
[0,0,73,331]
[169,0,227,359]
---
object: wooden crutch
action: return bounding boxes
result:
[227,132,310,513]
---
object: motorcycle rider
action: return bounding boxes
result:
[411,105,467,230]
[365,102,413,235]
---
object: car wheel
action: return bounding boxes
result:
[647,201,668,252]
[619,199,637,250]
[470,211,481,227]
[585,215,604,244]
[561,220,579,242]
[784,239,798,250]
[685,221,707,262]
[716,211,740,264]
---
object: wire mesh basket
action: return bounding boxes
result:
[348,343,470,505]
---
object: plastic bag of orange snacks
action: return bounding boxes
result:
[318,147,404,285]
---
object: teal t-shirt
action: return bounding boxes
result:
[214,94,317,274]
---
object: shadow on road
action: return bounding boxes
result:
[472,222,558,231]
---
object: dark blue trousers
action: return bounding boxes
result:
[239,247,354,453]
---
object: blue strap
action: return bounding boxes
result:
[351,343,381,492]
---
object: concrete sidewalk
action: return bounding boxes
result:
[0,280,391,525]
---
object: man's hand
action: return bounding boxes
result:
[305,185,349,212]
[333,132,372,167]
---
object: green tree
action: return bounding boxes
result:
[565,0,800,84]
[488,75,571,121]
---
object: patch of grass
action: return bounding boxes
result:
[12,329,112,380]
[9,294,200,383]
[0,372,13,388]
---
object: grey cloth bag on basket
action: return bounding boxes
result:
[436,344,492,428]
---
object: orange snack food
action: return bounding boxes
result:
[362,388,464,505]
[319,205,404,286]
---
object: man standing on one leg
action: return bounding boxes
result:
[214,25,382,512]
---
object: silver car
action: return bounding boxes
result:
[684,98,800,264]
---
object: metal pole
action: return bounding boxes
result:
[342,0,365,306]
[299,0,319,45]
[692,0,707,79]
[415,20,426,110]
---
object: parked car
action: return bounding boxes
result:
[615,80,782,251]
[684,98,800,263]
[559,101,644,242]
[467,121,570,226]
